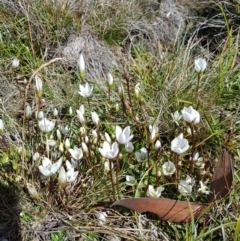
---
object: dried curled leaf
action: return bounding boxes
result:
[112,198,206,223]
[208,148,233,202]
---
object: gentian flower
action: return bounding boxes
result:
[125,175,136,186]
[125,142,134,153]
[162,161,176,176]
[12,57,20,68]
[136,147,148,162]
[194,58,207,73]
[171,111,182,125]
[181,106,200,124]
[69,146,83,160]
[171,133,189,154]
[115,126,133,144]
[147,185,164,198]
[99,141,119,159]
[38,118,55,133]
[78,82,93,98]
[198,181,210,195]
[39,157,62,177]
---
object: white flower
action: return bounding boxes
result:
[60,125,70,135]
[171,111,182,125]
[91,112,99,126]
[136,147,148,162]
[126,175,136,186]
[162,161,176,176]
[76,110,85,124]
[198,181,210,195]
[178,179,193,196]
[149,124,158,142]
[147,185,164,198]
[104,160,114,173]
[78,82,93,98]
[12,57,20,68]
[99,141,119,159]
[77,53,85,78]
[32,152,40,161]
[46,139,57,146]
[39,157,62,177]
[125,142,134,153]
[154,140,161,150]
[38,118,55,133]
[192,152,204,167]
[171,133,189,154]
[0,119,4,134]
[35,75,43,98]
[194,58,207,73]
[96,212,107,225]
[115,126,133,144]
[107,73,113,86]
[181,106,200,124]
[65,160,78,183]
[185,175,195,186]
[69,146,83,160]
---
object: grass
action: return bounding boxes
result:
[0,0,240,240]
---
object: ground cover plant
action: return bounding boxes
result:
[0,0,240,240]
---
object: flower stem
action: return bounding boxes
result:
[124,70,132,107]
[195,72,202,108]
[109,159,116,200]
[189,123,195,174]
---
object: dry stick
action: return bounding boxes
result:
[21,58,65,177]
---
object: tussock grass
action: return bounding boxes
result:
[0,0,239,240]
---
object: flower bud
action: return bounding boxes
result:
[58,166,67,189]
[77,53,85,79]
[35,75,43,98]
[53,108,58,117]
[82,142,88,154]
[107,73,113,86]
[26,105,32,119]
[0,119,4,134]
[65,138,70,150]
